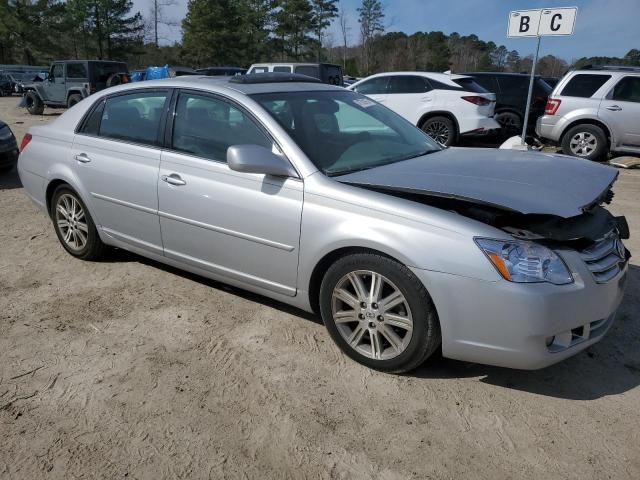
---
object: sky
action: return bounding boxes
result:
[132,0,639,61]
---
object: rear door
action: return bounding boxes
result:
[353,77,390,105]
[72,89,170,254]
[157,90,303,296]
[385,75,435,124]
[599,75,640,149]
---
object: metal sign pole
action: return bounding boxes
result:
[520,35,541,146]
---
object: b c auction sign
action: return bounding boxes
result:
[508,7,578,38]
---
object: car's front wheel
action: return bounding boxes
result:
[67,94,82,108]
[319,253,441,373]
[25,91,44,115]
[561,124,608,161]
[50,185,107,260]
[421,116,456,147]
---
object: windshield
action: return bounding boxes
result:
[251,90,440,176]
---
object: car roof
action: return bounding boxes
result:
[464,72,544,78]
[364,71,471,81]
[113,75,343,95]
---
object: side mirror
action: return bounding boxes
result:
[227,145,297,178]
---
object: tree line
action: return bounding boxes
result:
[0,0,638,78]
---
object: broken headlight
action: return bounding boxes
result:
[475,238,573,285]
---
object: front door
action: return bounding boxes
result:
[71,89,170,254]
[599,75,640,149]
[158,90,303,296]
[47,63,66,103]
[385,75,436,125]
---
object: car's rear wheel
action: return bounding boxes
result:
[319,253,440,373]
[561,124,607,161]
[421,116,455,147]
[50,186,107,260]
[495,111,522,136]
[67,94,82,108]
[25,91,44,115]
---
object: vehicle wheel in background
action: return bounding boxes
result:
[561,124,608,161]
[25,91,44,115]
[319,252,441,373]
[494,111,522,136]
[67,94,82,108]
[421,116,456,147]
[50,185,107,260]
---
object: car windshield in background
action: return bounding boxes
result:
[452,77,489,93]
[251,90,440,176]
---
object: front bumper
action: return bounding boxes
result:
[411,250,627,370]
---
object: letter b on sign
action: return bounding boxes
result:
[508,9,542,37]
[519,15,531,33]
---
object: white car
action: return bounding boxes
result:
[348,72,500,147]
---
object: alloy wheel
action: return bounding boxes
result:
[55,193,88,251]
[331,270,414,360]
[424,121,450,147]
[569,132,597,156]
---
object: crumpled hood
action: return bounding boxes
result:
[334,148,618,218]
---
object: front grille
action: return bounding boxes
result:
[547,314,615,353]
[578,232,626,283]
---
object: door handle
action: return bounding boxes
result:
[161,173,186,186]
[605,105,622,111]
[75,153,91,163]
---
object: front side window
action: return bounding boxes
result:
[561,74,611,98]
[172,92,272,162]
[387,76,431,94]
[50,64,63,81]
[250,67,268,74]
[354,77,389,95]
[612,76,640,103]
[66,63,88,79]
[98,91,168,145]
[253,90,440,176]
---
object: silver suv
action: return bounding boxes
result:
[536,66,640,160]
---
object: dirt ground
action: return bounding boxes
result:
[1,96,639,480]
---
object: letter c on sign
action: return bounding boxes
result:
[551,13,562,31]
[519,15,530,33]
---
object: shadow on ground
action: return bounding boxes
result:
[0,165,22,190]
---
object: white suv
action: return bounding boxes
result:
[348,72,500,147]
[536,66,640,160]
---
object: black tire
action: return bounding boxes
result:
[421,116,456,147]
[25,91,44,115]
[67,93,82,109]
[50,185,107,261]
[494,111,522,136]
[319,253,441,373]
[561,124,608,161]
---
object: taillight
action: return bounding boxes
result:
[545,98,562,115]
[19,133,32,152]
[461,95,491,106]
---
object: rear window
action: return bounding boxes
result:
[295,65,320,79]
[561,74,611,98]
[66,63,87,79]
[453,78,489,93]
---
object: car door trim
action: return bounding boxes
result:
[157,209,296,252]
[91,192,158,215]
[163,247,296,296]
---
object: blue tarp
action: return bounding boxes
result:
[145,65,169,80]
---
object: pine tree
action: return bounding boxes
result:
[274,0,315,60]
[310,0,338,61]
[357,0,384,75]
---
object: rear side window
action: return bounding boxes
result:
[561,74,611,98]
[79,100,106,135]
[98,91,168,146]
[387,76,431,94]
[497,76,527,93]
[453,78,489,93]
[66,63,87,79]
[295,65,320,79]
[612,76,640,103]
[273,66,292,73]
[355,77,389,95]
[172,92,272,162]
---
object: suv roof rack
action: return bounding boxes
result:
[579,64,640,72]
[229,72,321,84]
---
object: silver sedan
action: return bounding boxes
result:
[17,74,629,372]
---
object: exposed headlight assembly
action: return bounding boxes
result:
[475,238,573,285]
